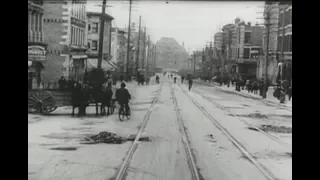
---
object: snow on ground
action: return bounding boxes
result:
[178,83,292,180]
[125,83,192,180]
[194,80,292,108]
[192,83,292,146]
[172,83,269,180]
[28,82,161,180]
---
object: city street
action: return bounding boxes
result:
[28,76,292,180]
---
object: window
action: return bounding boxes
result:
[279,12,283,27]
[92,22,98,33]
[92,40,98,50]
[289,35,292,52]
[71,26,74,45]
[88,24,91,31]
[277,36,282,52]
[87,42,90,49]
[244,32,251,44]
[237,48,240,58]
[289,9,292,25]
[243,48,250,59]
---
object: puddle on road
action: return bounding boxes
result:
[247,127,259,131]
[131,108,149,111]
[234,113,268,119]
[42,133,80,140]
[131,101,152,105]
[260,125,292,133]
[50,147,79,151]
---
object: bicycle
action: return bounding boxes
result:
[118,103,130,121]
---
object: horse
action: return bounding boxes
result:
[71,83,90,116]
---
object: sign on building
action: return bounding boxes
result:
[28,46,46,62]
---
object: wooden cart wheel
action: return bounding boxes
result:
[28,90,57,114]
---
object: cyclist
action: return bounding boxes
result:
[156,75,160,84]
[181,75,185,84]
[115,82,131,116]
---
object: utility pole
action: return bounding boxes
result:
[136,16,141,78]
[146,36,150,75]
[154,44,157,69]
[193,52,196,77]
[263,10,271,99]
[97,0,107,69]
[126,0,132,79]
[142,27,147,71]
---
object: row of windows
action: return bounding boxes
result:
[71,26,85,46]
[277,35,292,52]
[88,22,99,33]
[71,1,86,21]
[279,8,292,27]
[88,40,98,51]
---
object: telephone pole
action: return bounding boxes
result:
[262,10,271,98]
[97,0,107,69]
[142,27,147,71]
[154,44,157,69]
[193,52,196,77]
[146,36,150,75]
[136,16,142,77]
[126,0,132,79]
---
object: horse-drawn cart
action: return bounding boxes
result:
[28,68,117,115]
[28,89,72,114]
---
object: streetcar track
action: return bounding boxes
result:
[192,89,292,152]
[194,81,292,112]
[177,84,277,180]
[169,82,202,180]
[113,84,163,180]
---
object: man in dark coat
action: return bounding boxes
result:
[115,82,131,116]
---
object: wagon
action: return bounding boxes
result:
[28,69,118,114]
[28,89,72,114]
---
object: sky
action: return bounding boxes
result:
[87,0,265,53]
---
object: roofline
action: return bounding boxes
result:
[86,12,114,20]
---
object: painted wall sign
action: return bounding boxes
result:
[71,17,86,28]
[28,46,46,62]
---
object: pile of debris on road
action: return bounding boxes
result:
[82,131,124,144]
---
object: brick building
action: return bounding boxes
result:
[86,12,116,71]
[28,0,46,89]
[42,0,87,85]
[110,28,127,75]
[234,20,263,79]
[222,23,237,78]
[214,32,223,50]
[258,2,292,86]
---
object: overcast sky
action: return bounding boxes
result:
[87,0,265,53]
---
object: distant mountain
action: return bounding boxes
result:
[155,37,189,70]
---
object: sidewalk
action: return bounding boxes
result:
[194,80,292,108]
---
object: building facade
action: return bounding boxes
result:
[214,32,223,50]
[258,2,292,86]
[222,23,237,78]
[42,0,87,85]
[111,28,127,75]
[86,12,115,71]
[28,0,47,89]
[234,21,263,79]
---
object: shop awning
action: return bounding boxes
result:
[86,59,117,71]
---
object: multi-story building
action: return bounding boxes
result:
[258,2,291,86]
[277,4,292,87]
[42,0,87,84]
[234,20,263,79]
[86,12,116,71]
[222,23,237,78]
[214,32,223,50]
[111,28,127,75]
[28,0,46,89]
